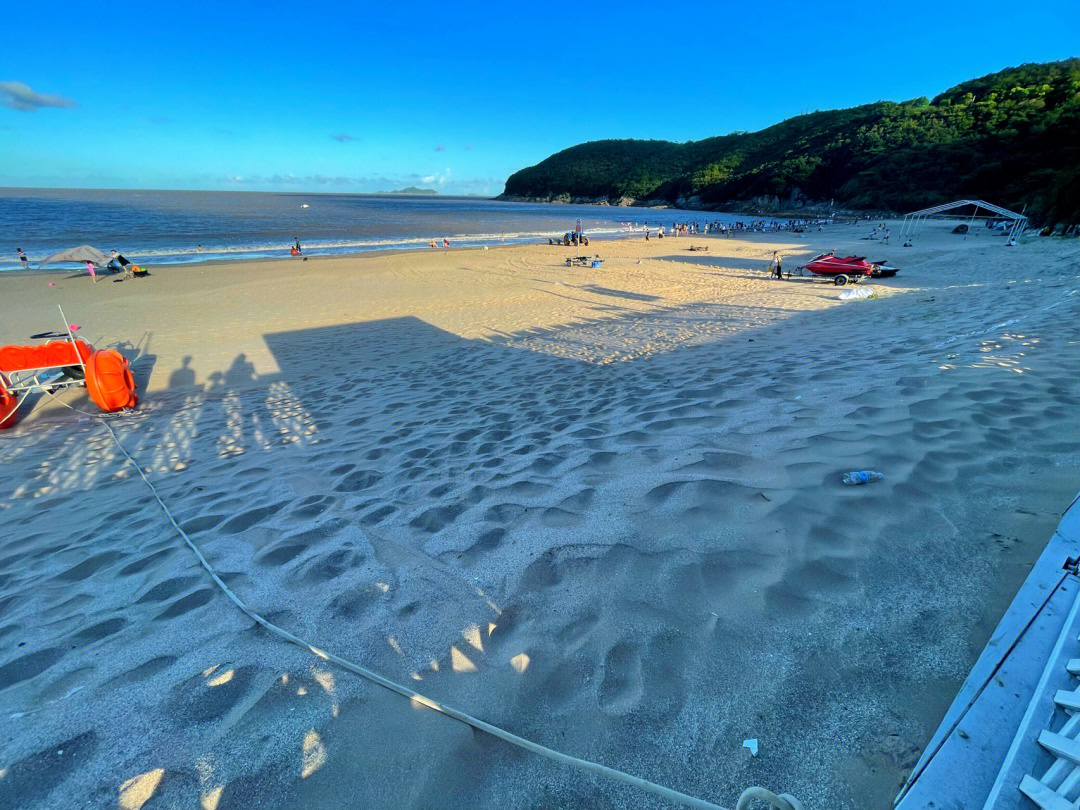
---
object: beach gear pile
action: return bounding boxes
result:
[0,328,138,429]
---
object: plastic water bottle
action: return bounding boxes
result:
[843,471,884,486]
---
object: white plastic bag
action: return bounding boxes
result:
[839,287,874,301]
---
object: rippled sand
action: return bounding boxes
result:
[2,225,1078,809]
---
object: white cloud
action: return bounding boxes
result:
[419,168,452,186]
[0,81,76,112]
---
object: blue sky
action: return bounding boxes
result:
[2,0,1076,195]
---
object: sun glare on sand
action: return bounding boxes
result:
[301,730,326,779]
[118,769,164,810]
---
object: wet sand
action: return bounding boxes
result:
[1,224,1079,809]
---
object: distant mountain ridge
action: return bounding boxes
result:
[382,187,439,195]
[500,59,1080,226]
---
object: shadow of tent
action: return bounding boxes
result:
[654,247,821,273]
[261,316,602,443]
[575,284,662,303]
[258,306,822,454]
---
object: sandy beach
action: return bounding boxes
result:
[2,223,1079,809]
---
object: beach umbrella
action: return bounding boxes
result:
[37,245,109,269]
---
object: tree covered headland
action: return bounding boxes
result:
[500,60,1080,227]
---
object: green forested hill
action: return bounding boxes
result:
[501,60,1080,226]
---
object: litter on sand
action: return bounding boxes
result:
[839,287,875,301]
[843,471,884,486]
[743,739,759,757]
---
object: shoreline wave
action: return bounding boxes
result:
[0,226,640,272]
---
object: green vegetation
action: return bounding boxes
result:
[501,60,1080,226]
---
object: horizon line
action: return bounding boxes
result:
[0,185,499,198]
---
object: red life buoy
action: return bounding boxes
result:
[45,340,74,367]
[75,339,93,364]
[0,383,17,429]
[33,345,53,368]
[45,339,93,367]
[85,349,138,413]
[0,339,92,372]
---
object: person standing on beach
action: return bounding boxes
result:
[85,261,97,283]
[294,237,302,254]
[17,248,29,270]
[771,251,783,280]
[108,249,132,274]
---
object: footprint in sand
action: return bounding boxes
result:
[598,641,644,714]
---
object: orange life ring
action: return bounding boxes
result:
[85,349,138,413]
[0,383,17,429]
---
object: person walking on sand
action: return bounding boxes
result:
[17,248,29,270]
[85,261,97,283]
[883,228,890,244]
[770,251,783,280]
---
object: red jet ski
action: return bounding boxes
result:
[801,252,899,285]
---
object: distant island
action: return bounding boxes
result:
[381,187,439,195]
[501,59,1079,227]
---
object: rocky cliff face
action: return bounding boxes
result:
[497,193,667,208]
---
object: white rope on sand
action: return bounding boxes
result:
[97,415,802,810]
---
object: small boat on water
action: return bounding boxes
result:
[800,252,898,285]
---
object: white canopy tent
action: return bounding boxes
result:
[899,200,1028,244]
[37,245,109,269]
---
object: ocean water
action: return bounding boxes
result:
[0,188,741,272]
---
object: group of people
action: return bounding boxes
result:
[863,224,891,243]
[428,239,452,248]
[14,247,146,281]
[626,217,834,240]
[89,250,147,283]
[668,222,702,236]
[102,250,147,282]
[717,217,832,234]
[769,250,785,280]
